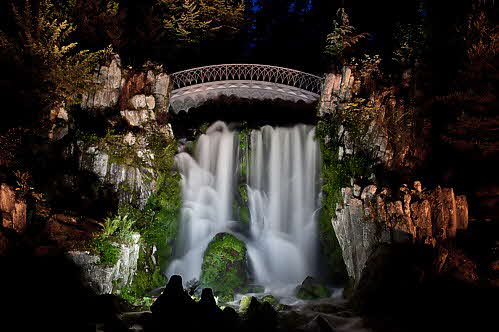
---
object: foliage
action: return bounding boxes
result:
[392,21,427,67]
[200,233,248,302]
[101,214,136,242]
[0,0,108,125]
[93,239,121,265]
[92,211,137,265]
[348,54,382,92]
[324,8,369,65]
[160,0,245,45]
[316,116,374,219]
[315,103,377,283]
[120,247,167,309]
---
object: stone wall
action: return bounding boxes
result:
[67,233,141,294]
[332,181,469,281]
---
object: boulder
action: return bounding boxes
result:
[296,277,330,300]
[200,233,248,302]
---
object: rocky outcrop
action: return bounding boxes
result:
[332,181,469,281]
[0,183,27,233]
[79,144,156,207]
[81,53,174,135]
[319,67,355,116]
[67,233,140,294]
[82,54,122,110]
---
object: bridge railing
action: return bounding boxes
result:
[170,64,325,95]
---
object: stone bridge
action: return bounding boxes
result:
[169,64,325,113]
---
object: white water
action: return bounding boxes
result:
[167,121,321,293]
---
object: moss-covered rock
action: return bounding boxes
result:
[261,294,278,306]
[239,295,252,314]
[296,276,330,300]
[200,233,248,302]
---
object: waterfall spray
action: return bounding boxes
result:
[167,121,321,293]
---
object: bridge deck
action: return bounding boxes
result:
[169,64,324,112]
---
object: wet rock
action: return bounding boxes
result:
[245,297,278,331]
[297,315,335,332]
[296,277,330,300]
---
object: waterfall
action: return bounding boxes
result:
[167,121,321,292]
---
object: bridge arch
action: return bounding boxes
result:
[169,64,324,113]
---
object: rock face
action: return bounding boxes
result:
[332,181,469,281]
[79,145,156,208]
[0,184,27,233]
[200,233,248,301]
[81,53,173,135]
[82,54,122,109]
[319,67,355,116]
[67,233,140,294]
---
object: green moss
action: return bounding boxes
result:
[200,233,248,302]
[93,239,121,265]
[315,111,375,284]
[261,295,278,306]
[120,246,168,310]
[239,206,251,224]
[318,209,348,283]
[296,278,330,300]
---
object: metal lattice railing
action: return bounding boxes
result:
[170,64,324,95]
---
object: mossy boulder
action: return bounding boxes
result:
[296,276,330,300]
[200,233,248,302]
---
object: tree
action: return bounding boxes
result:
[160,0,244,46]
[324,8,369,66]
[0,0,108,129]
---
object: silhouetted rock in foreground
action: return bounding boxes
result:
[147,275,283,332]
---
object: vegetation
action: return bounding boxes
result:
[324,8,370,66]
[161,0,244,46]
[0,0,108,129]
[200,232,248,302]
[296,277,330,300]
[119,247,167,309]
[92,213,136,265]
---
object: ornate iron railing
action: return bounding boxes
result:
[170,64,324,95]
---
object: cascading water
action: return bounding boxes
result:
[167,121,321,294]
